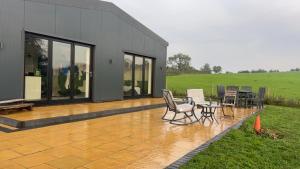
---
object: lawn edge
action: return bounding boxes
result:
[165,111,258,169]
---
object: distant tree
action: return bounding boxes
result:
[226,71,233,74]
[212,66,222,74]
[238,70,250,73]
[251,69,267,73]
[167,53,192,72]
[199,63,212,74]
[291,68,300,72]
[269,69,280,73]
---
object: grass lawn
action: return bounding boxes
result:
[167,72,300,100]
[180,106,300,169]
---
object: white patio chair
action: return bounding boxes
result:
[186,89,211,106]
[162,89,198,125]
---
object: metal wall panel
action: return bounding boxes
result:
[119,21,133,52]
[94,10,123,101]
[80,9,99,43]
[55,5,81,40]
[0,0,24,101]
[24,1,55,34]
[132,28,146,54]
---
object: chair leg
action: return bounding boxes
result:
[184,112,193,122]
[230,106,235,117]
[170,113,190,125]
[161,108,169,120]
[221,107,225,116]
[169,112,177,124]
[192,109,200,122]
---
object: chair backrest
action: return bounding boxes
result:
[187,89,205,105]
[241,86,252,92]
[162,89,177,110]
[227,86,239,92]
[258,87,266,100]
[223,90,237,105]
[217,85,225,98]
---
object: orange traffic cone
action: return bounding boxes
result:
[254,114,261,134]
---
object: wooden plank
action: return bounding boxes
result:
[0,104,33,112]
[0,99,24,104]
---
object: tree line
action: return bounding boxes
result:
[167,53,300,75]
[167,53,222,75]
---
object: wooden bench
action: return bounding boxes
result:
[0,99,34,114]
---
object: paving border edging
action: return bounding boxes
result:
[0,103,166,132]
[165,111,258,169]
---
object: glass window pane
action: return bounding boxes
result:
[24,35,49,101]
[134,56,143,96]
[52,41,71,100]
[144,58,153,95]
[123,55,133,97]
[74,45,91,99]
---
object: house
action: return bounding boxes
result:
[0,0,168,104]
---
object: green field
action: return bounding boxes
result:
[167,72,300,100]
[181,106,300,169]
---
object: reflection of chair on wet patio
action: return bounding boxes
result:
[162,89,198,125]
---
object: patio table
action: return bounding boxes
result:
[197,103,223,124]
[238,90,255,107]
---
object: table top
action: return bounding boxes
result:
[197,103,222,108]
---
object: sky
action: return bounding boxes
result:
[109,0,300,72]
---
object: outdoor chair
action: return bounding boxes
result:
[162,89,198,125]
[241,86,252,92]
[217,85,225,103]
[221,90,237,117]
[238,86,253,107]
[187,89,225,121]
[250,87,266,109]
[226,86,239,92]
[186,89,211,106]
[226,86,239,106]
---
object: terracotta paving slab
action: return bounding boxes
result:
[0,100,255,168]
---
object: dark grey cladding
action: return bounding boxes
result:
[0,0,168,101]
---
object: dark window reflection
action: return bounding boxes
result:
[123,54,153,97]
[123,55,133,96]
[24,35,49,100]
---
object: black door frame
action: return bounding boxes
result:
[124,53,154,99]
[24,32,94,105]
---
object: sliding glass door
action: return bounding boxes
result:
[52,41,72,100]
[123,54,154,98]
[144,58,153,95]
[24,33,92,103]
[123,55,133,97]
[74,45,91,99]
[134,56,143,96]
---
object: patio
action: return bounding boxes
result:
[0,98,165,129]
[0,99,255,169]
